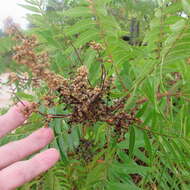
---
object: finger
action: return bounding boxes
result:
[0,127,54,169]
[0,101,31,138]
[0,148,60,190]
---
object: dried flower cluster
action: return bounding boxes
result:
[8,72,19,84]
[74,138,95,163]
[8,72,39,87]
[9,25,141,140]
[89,41,104,51]
[43,95,58,107]
[21,102,38,118]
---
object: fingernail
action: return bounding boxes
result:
[44,149,60,164]
[39,128,54,139]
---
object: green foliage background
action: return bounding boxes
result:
[1,0,190,189]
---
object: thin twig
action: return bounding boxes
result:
[63,33,83,66]
[136,91,180,105]
[13,92,26,107]
[69,40,83,65]
[134,124,187,140]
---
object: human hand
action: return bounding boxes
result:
[0,102,60,190]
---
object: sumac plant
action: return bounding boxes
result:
[1,0,190,189]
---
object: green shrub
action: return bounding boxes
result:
[1,0,190,189]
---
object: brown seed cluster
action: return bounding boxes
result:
[8,72,36,87]
[9,25,141,140]
[43,95,56,107]
[89,41,104,51]
[11,29,68,92]
[21,102,38,118]
[74,138,95,163]
[8,72,19,84]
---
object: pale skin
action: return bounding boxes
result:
[0,102,60,190]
